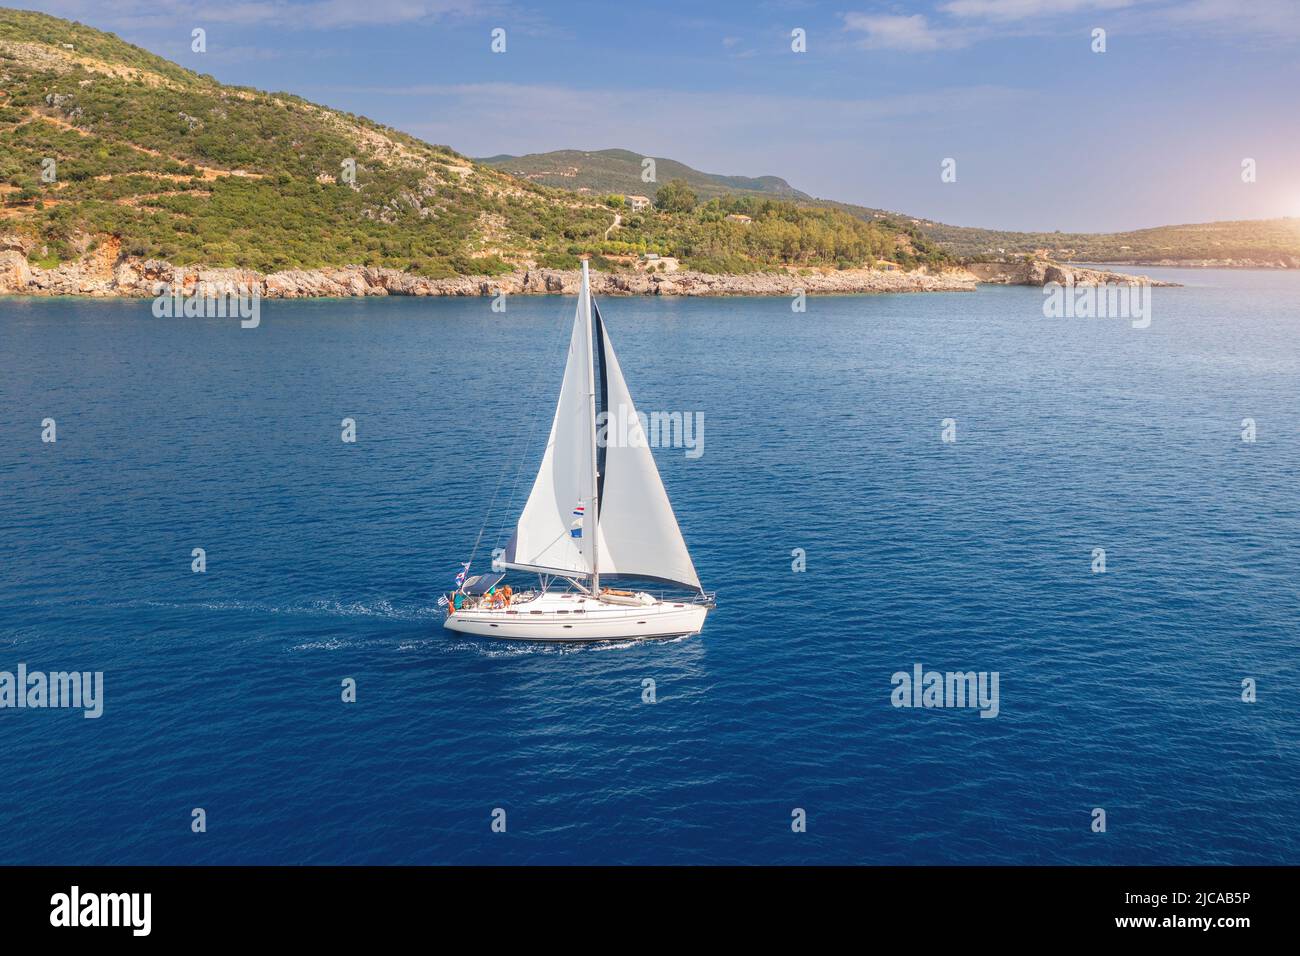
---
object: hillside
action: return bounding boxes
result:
[923,217,1300,267]
[0,8,945,285]
[479,148,813,203]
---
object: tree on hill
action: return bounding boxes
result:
[655,179,697,214]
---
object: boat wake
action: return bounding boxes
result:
[18,595,700,655]
[124,596,446,622]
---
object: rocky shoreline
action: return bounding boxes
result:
[965,259,1178,287]
[0,235,1176,299]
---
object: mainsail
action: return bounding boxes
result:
[502,262,701,591]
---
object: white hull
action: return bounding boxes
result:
[443,590,709,642]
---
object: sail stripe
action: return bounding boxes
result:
[593,299,609,509]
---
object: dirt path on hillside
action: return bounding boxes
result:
[25,111,265,181]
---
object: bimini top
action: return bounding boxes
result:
[460,572,505,595]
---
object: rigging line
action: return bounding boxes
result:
[464,286,574,571]
[469,322,567,571]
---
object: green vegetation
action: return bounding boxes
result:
[654,180,697,214]
[0,8,196,84]
[614,196,947,271]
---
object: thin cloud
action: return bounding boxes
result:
[342,80,1032,160]
[937,0,1300,41]
[720,34,758,57]
[941,0,1134,19]
[844,0,1298,50]
[842,13,970,51]
[1160,0,1300,39]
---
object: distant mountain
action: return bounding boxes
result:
[480,149,1300,268]
[479,148,813,202]
[922,217,1300,267]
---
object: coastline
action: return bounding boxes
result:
[0,245,1178,300]
[1067,259,1298,270]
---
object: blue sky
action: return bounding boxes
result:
[17,0,1300,232]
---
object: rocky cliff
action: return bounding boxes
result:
[966,259,1178,287]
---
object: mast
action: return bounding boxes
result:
[583,259,600,594]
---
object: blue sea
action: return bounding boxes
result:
[1,268,1297,865]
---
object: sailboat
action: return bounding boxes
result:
[444,260,713,642]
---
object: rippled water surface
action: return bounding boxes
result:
[1,268,1297,864]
